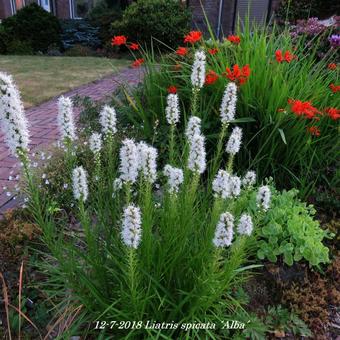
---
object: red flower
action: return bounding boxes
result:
[128,43,139,50]
[176,46,188,56]
[328,63,337,70]
[325,107,340,120]
[275,50,295,63]
[224,64,251,85]
[131,58,144,68]
[275,50,283,63]
[288,99,320,119]
[330,83,340,93]
[307,126,320,137]
[208,48,219,55]
[226,35,241,44]
[184,31,202,44]
[111,35,127,46]
[167,86,177,94]
[205,70,219,85]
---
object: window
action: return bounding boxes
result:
[70,0,91,18]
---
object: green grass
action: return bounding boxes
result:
[0,56,130,107]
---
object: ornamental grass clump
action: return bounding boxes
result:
[0,71,281,337]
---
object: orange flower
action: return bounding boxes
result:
[330,83,340,93]
[226,35,241,44]
[325,107,340,120]
[128,43,139,50]
[167,85,177,94]
[307,126,320,137]
[224,64,251,85]
[288,99,320,119]
[328,63,337,70]
[131,58,144,68]
[208,48,218,55]
[111,35,127,46]
[275,50,295,63]
[205,70,219,85]
[184,31,202,44]
[176,46,188,56]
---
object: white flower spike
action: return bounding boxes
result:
[188,134,206,174]
[0,72,29,156]
[58,96,76,142]
[165,93,180,125]
[121,205,142,249]
[138,142,158,183]
[220,82,237,124]
[163,164,184,194]
[256,185,271,211]
[226,126,243,155]
[100,105,117,136]
[89,132,102,154]
[242,171,256,188]
[72,166,88,202]
[119,139,139,183]
[213,212,234,248]
[191,50,206,89]
[185,116,202,141]
[237,214,253,236]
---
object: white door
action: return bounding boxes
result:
[41,0,51,12]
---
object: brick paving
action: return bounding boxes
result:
[0,67,143,215]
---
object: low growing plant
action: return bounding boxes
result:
[257,188,331,267]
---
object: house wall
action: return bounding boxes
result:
[55,0,71,18]
[0,1,13,19]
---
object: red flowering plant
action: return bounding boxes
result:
[325,107,340,120]
[287,99,321,120]
[167,85,177,94]
[112,35,127,46]
[184,31,202,44]
[176,47,188,57]
[226,35,241,45]
[131,58,145,68]
[329,83,340,93]
[205,70,219,85]
[307,126,321,137]
[275,50,296,63]
[223,64,251,85]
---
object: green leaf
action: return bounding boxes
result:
[278,128,287,145]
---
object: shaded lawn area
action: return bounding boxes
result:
[0,56,130,107]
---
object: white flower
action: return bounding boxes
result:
[185,116,201,141]
[230,175,241,197]
[165,93,180,125]
[119,139,139,183]
[256,185,271,211]
[0,72,29,156]
[121,204,142,249]
[138,142,158,183]
[242,171,256,188]
[163,164,184,194]
[57,96,76,142]
[191,50,206,88]
[188,134,206,174]
[226,126,242,155]
[220,82,237,124]
[72,166,88,202]
[213,212,234,248]
[89,132,102,154]
[100,105,117,136]
[237,214,253,236]
[212,170,232,199]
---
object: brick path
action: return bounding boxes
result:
[0,67,143,215]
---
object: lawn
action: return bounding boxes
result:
[0,56,130,107]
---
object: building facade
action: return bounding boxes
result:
[0,0,93,19]
[189,0,281,36]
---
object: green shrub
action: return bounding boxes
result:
[112,0,191,48]
[257,188,331,267]
[88,1,123,44]
[6,40,33,55]
[1,3,61,53]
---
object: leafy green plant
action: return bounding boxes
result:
[257,188,331,266]
[112,0,191,49]
[265,305,311,337]
[1,3,61,53]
